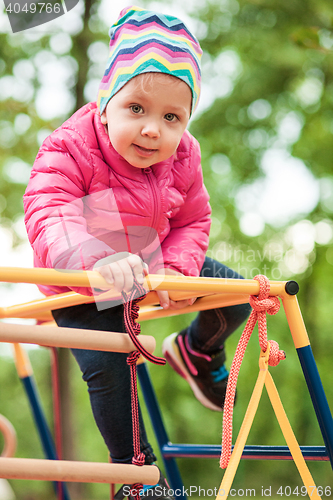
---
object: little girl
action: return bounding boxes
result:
[24,6,251,497]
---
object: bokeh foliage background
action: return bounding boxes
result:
[0,0,333,498]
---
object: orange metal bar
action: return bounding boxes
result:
[0,288,204,320]
[0,322,155,354]
[0,267,287,296]
[0,457,159,484]
[0,291,249,322]
[12,343,33,378]
[0,267,106,288]
[23,312,54,322]
[138,293,250,321]
[0,293,94,319]
[0,267,291,325]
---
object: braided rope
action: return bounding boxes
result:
[122,283,166,366]
[122,281,166,499]
[220,275,285,469]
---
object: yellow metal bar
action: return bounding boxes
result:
[218,348,270,498]
[12,343,33,378]
[146,275,263,294]
[139,293,250,322]
[265,371,321,499]
[281,294,310,349]
[0,267,291,324]
[0,288,204,320]
[0,290,249,322]
[218,345,321,499]
[0,267,287,296]
[0,267,106,288]
[20,312,53,322]
[0,292,93,319]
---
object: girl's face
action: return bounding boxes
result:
[101,73,192,169]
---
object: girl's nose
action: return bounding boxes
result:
[141,121,160,139]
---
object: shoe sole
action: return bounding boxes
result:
[162,333,222,412]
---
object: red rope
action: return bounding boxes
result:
[127,351,145,467]
[122,283,166,366]
[122,282,166,499]
[220,275,285,469]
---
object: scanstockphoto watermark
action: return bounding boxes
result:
[207,241,285,280]
[123,485,257,498]
[166,245,285,280]
[124,485,332,498]
[45,189,166,311]
[3,0,79,33]
[210,242,284,267]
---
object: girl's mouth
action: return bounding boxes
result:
[133,144,157,157]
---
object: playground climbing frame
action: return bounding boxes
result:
[0,267,331,499]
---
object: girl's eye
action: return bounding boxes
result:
[165,113,177,122]
[130,105,143,114]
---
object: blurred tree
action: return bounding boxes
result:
[182,0,333,489]
[0,0,105,498]
[0,0,333,497]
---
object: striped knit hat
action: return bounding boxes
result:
[97,5,202,116]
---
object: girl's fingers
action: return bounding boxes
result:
[116,260,134,292]
[95,265,114,289]
[156,290,170,310]
[95,254,149,293]
[127,254,147,284]
[169,299,191,310]
[112,262,132,293]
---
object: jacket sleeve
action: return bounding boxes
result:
[160,136,211,276]
[24,128,116,295]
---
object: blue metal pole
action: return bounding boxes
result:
[161,443,328,460]
[297,345,333,468]
[21,375,71,500]
[13,343,70,499]
[137,362,186,500]
[21,376,58,460]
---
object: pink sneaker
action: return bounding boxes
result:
[162,330,230,412]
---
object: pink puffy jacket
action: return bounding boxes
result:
[24,102,211,296]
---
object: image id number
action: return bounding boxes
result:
[277,486,331,496]
[5,3,62,14]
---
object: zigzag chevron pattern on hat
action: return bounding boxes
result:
[97,5,202,115]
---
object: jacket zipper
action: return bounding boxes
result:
[144,168,160,231]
